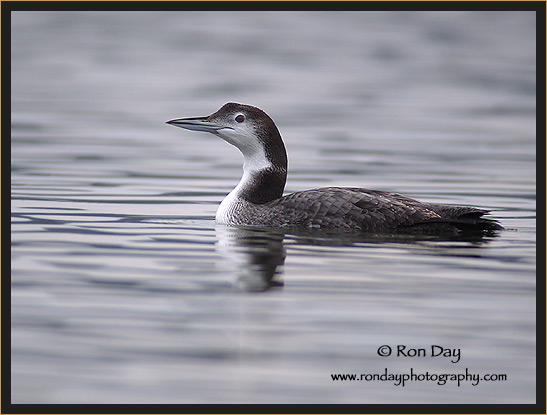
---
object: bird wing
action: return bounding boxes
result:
[265,187,441,231]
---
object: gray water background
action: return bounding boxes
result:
[11,11,536,404]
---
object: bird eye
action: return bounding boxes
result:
[235,114,245,123]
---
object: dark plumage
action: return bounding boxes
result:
[238,187,502,233]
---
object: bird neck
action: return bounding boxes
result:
[235,165,287,204]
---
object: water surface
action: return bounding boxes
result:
[11,11,536,404]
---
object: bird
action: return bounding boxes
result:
[167,102,502,234]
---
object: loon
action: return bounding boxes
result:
[167,103,502,233]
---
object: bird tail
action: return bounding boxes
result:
[400,209,503,237]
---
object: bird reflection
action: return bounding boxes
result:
[215,225,286,292]
[215,224,500,292]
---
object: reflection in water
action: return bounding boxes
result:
[215,225,286,291]
[216,224,500,292]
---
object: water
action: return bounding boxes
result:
[10,11,536,404]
